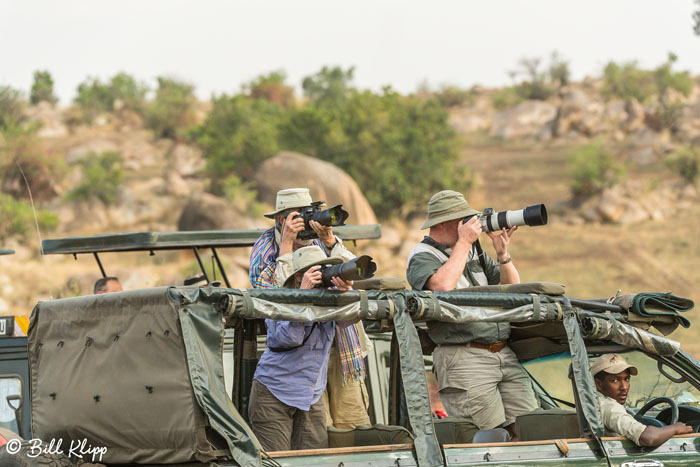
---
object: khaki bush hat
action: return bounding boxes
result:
[421,190,480,229]
[283,245,343,287]
[264,188,313,218]
[591,354,638,377]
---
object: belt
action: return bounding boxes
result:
[468,341,506,353]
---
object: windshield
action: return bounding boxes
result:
[523,350,700,410]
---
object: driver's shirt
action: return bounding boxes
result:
[597,392,646,445]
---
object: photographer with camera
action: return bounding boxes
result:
[249,188,371,433]
[249,246,356,451]
[405,190,539,441]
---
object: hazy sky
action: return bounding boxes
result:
[2,0,699,103]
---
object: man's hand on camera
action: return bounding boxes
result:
[457,216,482,246]
[486,226,517,262]
[309,220,336,249]
[280,211,305,255]
[330,276,353,291]
[300,265,323,289]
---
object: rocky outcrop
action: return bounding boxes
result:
[177,193,262,231]
[490,101,557,139]
[254,152,378,225]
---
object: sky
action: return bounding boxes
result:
[2,0,700,103]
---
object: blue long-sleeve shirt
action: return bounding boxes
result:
[253,319,335,411]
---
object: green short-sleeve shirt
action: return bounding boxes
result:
[406,237,509,345]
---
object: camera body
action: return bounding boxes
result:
[464,204,548,232]
[295,201,349,240]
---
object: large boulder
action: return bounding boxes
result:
[490,101,557,139]
[177,193,262,231]
[254,152,377,225]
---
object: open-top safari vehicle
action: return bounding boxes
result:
[4,279,699,466]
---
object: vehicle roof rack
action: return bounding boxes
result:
[41,225,382,287]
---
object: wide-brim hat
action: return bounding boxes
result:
[421,190,480,229]
[591,353,638,377]
[264,188,313,218]
[282,245,343,287]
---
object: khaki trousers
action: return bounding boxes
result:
[323,344,371,429]
[434,344,538,429]
[248,379,328,452]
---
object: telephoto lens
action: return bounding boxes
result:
[296,202,350,240]
[320,255,377,288]
[467,204,548,232]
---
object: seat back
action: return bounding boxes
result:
[327,424,414,448]
[433,417,480,444]
[515,408,580,441]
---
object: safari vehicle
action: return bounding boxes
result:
[4,276,700,467]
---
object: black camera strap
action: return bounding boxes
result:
[267,322,319,353]
[474,239,488,273]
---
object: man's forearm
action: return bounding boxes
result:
[639,423,690,446]
[426,241,470,291]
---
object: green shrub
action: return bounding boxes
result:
[196,94,282,188]
[0,192,58,240]
[74,77,114,120]
[302,66,355,105]
[109,72,149,113]
[548,51,570,86]
[280,87,470,216]
[30,70,58,105]
[74,73,149,121]
[665,147,699,186]
[0,86,26,129]
[433,85,475,108]
[222,173,265,216]
[511,57,556,101]
[567,141,624,200]
[492,87,523,110]
[66,151,124,204]
[245,70,295,108]
[603,54,692,103]
[145,77,196,139]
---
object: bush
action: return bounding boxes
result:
[548,51,570,86]
[665,147,699,186]
[281,87,470,216]
[222,173,265,216]
[567,141,624,200]
[603,53,692,103]
[491,87,523,110]
[302,66,355,105]
[145,77,196,139]
[433,85,476,108]
[30,70,58,105]
[74,77,114,120]
[66,151,124,204]
[245,70,295,108]
[0,192,59,241]
[109,72,149,113]
[510,57,557,101]
[0,86,26,129]
[74,73,149,121]
[196,94,282,188]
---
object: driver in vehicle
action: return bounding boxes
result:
[592,353,692,446]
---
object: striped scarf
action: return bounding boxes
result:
[335,323,366,385]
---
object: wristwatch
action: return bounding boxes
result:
[498,253,512,265]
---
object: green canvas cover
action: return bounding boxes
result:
[354,277,408,290]
[456,281,566,296]
[612,292,694,335]
[515,408,580,441]
[580,314,681,356]
[28,288,260,466]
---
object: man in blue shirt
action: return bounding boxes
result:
[248,246,356,451]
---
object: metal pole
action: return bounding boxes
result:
[211,247,231,288]
[93,252,106,277]
[192,247,210,284]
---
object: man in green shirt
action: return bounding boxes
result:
[406,190,538,441]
